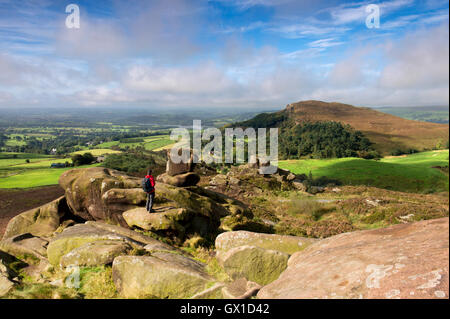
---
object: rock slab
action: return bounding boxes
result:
[258,218,450,299]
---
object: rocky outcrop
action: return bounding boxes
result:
[0,233,48,265]
[57,167,252,242]
[215,231,318,255]
[60,240,131,267]
[46,223,174,266]
[157,172,200,187]
[123,207,189,237]
[3,196,70,239]
[0,250,17,297]
[217,245,289,285]
[59,167,143,226]
[258,217,450,299]
[214,231,317,286]
[112,253,213,298]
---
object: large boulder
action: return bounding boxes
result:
[258,217,450,299]
[217,245,289,285]
[157,172,200,187]
[123,207,189,236]
[0,233,48,265]
[215,231,318,256]
[60,240,131,267]
[59,167,142,225]
[112,253,214,298]
[166,149,196,176]
[46,223,174,266]
[84,221,176,253]
[3,196,70,239]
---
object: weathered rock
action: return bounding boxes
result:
[258,217,450,299]
[157,172,200,187]
[292,181,307,192]
[156,183,229,219]
[123,207,189,236]
[0,233,48,265]
[101,188,147,208]
[0,250,17,297]
[112,253,213,298]
[85,221,176,253]
[217,245,289,285]
[47,223,173,266]
[166,149,196,176]
[222,278,262,299]
[209,174,228,186]
[60,240,131,267]
[0,273,14,297]
[59,167,142,225]
[3,196,70,239]
[216,230,318,256]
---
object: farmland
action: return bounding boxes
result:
[279,150,449,193]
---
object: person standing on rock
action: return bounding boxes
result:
[142,169,156,213]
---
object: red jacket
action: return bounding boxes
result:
[145,175,155,193]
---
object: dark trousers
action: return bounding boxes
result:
[146,192,155,212]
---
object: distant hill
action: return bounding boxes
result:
[233,100,449,155]
[375,106,449,124]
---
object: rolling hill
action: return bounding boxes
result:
[236,100,449,155]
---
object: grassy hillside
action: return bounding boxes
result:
[279,150,449,193]
[283,101,449,155]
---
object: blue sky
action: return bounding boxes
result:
[0,0,448,110]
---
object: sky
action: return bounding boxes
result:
[0,0,448,111]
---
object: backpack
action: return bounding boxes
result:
[142,176,154,193]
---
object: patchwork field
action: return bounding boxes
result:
[0,153,100,188]
[279,150,449,193]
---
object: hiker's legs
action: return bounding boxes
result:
[149,193,155,212]
[146,193,151,212]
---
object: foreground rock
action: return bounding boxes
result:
[222,278,262,299]
[3,196,70,239]
[112,253,213,298]
[47,223,175,266]
[0,233,48,265]
[216,231,318,256]
[258,217,450,299]
[217,245,289,285]
[60,240,131,267]
[0,251,17,297]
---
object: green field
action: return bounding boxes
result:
[95,135,173,151]
[0,152,98,188]
[71,149,122,156]
[0,164,99,188]
[279,150,449,193]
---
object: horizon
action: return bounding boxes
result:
[0,0,448,110]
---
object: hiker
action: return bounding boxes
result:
[142,169,156,213]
